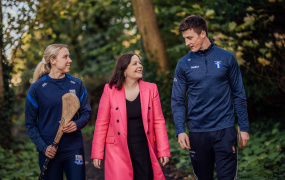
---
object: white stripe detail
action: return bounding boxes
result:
[234,149,238,180]
[192,167,198,180]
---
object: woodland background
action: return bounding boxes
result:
[0,0,284,179]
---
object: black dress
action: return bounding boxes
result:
[126,93,153,180]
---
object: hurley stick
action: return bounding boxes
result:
[39,93,80,180]
[237,126,245,150]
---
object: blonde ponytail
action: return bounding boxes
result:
[32,44,68,83]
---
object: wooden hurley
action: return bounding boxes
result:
[237,126,245,150]
[39,93,80,180]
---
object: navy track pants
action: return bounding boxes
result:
[189,126,238,180]
[39,148,85,180]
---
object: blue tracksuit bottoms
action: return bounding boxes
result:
[39,148,85,180]
[189,126,238,180]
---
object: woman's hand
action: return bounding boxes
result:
[93,159,102,169]
[160,157,169,166]
[45,145,58,159]
[62,121,77,133]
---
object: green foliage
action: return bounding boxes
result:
[0,137,39,180]
[238,120,285,179]
[166,122,192,173]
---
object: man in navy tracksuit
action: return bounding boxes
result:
[171,15,249,179]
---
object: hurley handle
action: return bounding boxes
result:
[38,142,58,180]
[237,126,245,150]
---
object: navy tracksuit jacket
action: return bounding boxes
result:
[25,74,92,154]
[171,42,249,134]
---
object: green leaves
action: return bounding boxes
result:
[0,138,39,180]
[238,120,285,179]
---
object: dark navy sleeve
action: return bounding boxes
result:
[171,61,187,136]
[75,81,92,129]
[228,54,249,132]
[25,85,48,153]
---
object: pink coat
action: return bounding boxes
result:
[91,80,170,180]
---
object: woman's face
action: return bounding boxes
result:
[50,47,72,74]
[124,55,143,80]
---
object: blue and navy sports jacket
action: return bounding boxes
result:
[25,74,92,153]
[171,42,249,135]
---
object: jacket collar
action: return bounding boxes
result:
[194,40,214,56]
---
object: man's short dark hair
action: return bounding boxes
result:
[179,15,208,37]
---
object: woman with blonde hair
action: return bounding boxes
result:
[25,44,91,180]
[91,53,170,180]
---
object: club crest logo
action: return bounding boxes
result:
[214,61,222,68]
[69,89,76,94]
[75,155,83,165]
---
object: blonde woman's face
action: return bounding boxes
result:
[50,47,72,73]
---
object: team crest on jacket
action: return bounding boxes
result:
[75,155,83,165]
[69,89,76,94]
[214,61,221,68]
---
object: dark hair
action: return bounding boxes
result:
[108,53,139,90]
[179,15,208,37]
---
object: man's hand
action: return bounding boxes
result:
[240,131,249,147]
[45,145,58,159]
[93,159,102,169]
[62,121,77,133]
[178,132,190,149]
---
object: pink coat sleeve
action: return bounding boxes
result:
[91,84,111,159]
[153,84,171,158]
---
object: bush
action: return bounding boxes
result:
[0,137,39,180]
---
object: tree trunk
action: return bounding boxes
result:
[0,0,4,101]
[131,0,169,73]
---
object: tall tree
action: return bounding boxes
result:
[131,0,169,72]
[0,0,12,149]
[0,0,4,101]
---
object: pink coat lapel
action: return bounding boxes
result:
[139,80,149,133]
[115,81,150,135]
[115,84,128,135]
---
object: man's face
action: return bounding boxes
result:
[182,29,205,52]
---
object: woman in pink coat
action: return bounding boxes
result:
[91,53,170,180]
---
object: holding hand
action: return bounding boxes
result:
[62,121,77,133]
[93,159,102,169]
[45,145,58,159]
[178,132,191,149]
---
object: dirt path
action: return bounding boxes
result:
[83,139,191,180]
